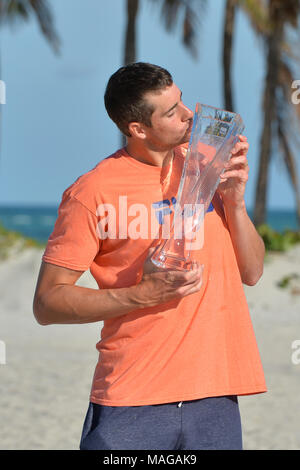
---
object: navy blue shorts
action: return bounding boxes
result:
[79,395,243,450]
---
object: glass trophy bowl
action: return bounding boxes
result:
[151,102,245,271]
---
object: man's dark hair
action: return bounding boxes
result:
[104,62,173,137]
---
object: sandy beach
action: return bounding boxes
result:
[0,245,300,450]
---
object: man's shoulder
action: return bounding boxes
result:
[60,148,126,210]
[68,148,125,188]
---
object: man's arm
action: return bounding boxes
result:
[217,135,265,286]
[33,261,144,325]
[223,203,265,285]
[33,259,203,326]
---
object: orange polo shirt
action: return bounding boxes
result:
[42,145,267,406]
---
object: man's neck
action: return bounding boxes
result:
[125,141,174,168]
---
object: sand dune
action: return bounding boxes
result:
[0,246,300,450]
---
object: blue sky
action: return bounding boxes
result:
[0,0,299,209]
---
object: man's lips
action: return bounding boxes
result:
[186,120,193,133]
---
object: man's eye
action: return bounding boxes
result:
[167,112,175,117]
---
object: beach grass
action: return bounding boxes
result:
[0,222,45,261]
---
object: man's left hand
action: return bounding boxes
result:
[217,135,249,209]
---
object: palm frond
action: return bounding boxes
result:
[0,0,60,53]
[237,0,270,36]
[273,0,300,28]
[149,0,207,58]
[29,0,60,53]
[160,0,181,31]
[182,3,199,58]
[0,0,29,23]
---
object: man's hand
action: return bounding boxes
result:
[213,135,265,285]
[217,135,249,209]
[134,248,204,308]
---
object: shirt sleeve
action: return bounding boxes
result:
[42,192,101,271]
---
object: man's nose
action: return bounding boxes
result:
[181,102,193,120]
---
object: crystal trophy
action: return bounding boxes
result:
[151,103,245,271]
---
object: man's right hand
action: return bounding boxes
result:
[133,248,204,309]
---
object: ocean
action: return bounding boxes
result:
[0,205,299,244]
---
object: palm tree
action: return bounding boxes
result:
[0,0,60,51]
[253,0,300,226]
[123,0,207,66]
[222,0,300,226]
[222,0,269,111]
[0,0,60,156]
[121,0,207,146]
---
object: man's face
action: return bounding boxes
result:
[142,83,194,151]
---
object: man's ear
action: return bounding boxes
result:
[128,121,147,140]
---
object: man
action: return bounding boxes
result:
[33,62,267,450]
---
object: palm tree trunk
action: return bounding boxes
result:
[123,0,139,65]
[223,0,236,112]
[0,1,4,162]
[121,0,139,147]
[0,49,3,158]
[253,3,283,226]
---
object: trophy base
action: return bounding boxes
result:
[151,252,193,272]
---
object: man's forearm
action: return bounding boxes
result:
[34,283,143,325]
[223,201,265,285]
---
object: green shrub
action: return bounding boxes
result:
[277,273,300,289]
[0,222,45,261]
[257,224,300,252]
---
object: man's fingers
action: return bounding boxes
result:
[220,169,249,182]
[177,270,203,296]
[231,142,249,155]
[159,265,200,283]
[169,264,203,286]
[225,155,248,168]
[141,261,204,306]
